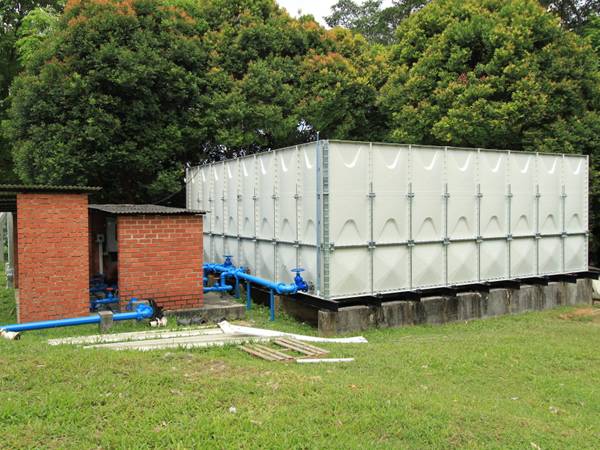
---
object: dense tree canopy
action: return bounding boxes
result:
[5,0,375,201]
[0,0,64,182]
[378,0,600,259]
[325,0,428,44]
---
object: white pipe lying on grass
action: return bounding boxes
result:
[84,334,269,351]
[296,358,355,363]
[48,326,221,346]
[217,321,368,344]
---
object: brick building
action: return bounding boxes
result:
[0,185,204,323]
[0,185,98,322]
[89,205,204,311]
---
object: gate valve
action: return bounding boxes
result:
[223,255,234,267]
[291,268,308,292]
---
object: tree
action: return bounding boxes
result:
[15,5,60,67]
[0,0,63,183]
[7,0,211,201]
[325,0,427,44]
[6,0,377,201]
[540,0,600,30]
[380,0,600,262]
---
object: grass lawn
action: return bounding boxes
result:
[1,269,599,449]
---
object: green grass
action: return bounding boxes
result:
[1,270,600,449]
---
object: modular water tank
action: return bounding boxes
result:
[187,140,588,301]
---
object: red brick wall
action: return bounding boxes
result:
[16,193,89,322]
[117,215,203,310]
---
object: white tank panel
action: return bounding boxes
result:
[190,141,589,300]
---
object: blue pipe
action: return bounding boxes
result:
[246,280,251,310]
[203,271,235,294]
[0,302,154,333]
[203,257,309,321]
[269,289,275,321]
[204,285,233,293]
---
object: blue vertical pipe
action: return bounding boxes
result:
[269,289,275,321]
[246,281,251,310]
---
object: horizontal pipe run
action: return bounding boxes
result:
[1,304,154,333]
[203,265,299,296]
[92,297,120,306]
[204,285,233,293]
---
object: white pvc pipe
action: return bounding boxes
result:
[296,358,354,363]
[217,321,368,344]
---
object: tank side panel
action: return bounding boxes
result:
[537,154,562,274]
[479,151,508,280]
[372,144,410,292]
[328,142,371,297]
[563,155,588,272]
[509,152,536,278]
[411,146,445,288]
[446,149,478,284]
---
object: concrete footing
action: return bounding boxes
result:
[164,293,245,324]
[315,279,594,336]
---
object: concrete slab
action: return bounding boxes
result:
[164,293,245,323]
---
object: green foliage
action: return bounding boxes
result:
[582,13,600,51]
[0,1,64,183]
[6,0,376,201]
[379,0,600,261]
[326,0,428,44]
[15,6,60,67]
[539,0,600,30]
[1,260,600,449]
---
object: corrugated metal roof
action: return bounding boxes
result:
[0,184,101,193]
[89,204,204,215]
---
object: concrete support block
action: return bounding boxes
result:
[482,289,509,317]
[318,305,376,336]
[312,278,598,335]
[98,310,113,333]
[564,281,579,306]
[457,292,483,321]
[511,285,545,313]
[380,301,418,328]
[418,297,448,325]
[576,278,593,305]
[543,282,564,309]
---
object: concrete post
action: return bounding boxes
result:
[6,212,14,288]
[98,310,114,333]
